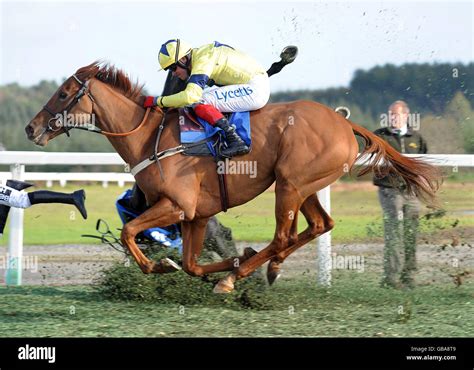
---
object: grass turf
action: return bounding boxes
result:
[0,272,472,337]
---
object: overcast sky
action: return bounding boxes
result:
[0,0,472,94]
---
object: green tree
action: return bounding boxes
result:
[444,92,473,153]
[419,114,465,154]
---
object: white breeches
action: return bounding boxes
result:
[200,72,270,113]
[0,185,31,208]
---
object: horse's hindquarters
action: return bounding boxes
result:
[271,102,358,197]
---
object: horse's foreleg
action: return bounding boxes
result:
[121,197,184,274]
[180,219,258,276]
[180,219,207,276]
[214,182,303,293]
[267,193,334,284]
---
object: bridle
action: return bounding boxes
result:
[42,74,95,137]
[42,74,157,138]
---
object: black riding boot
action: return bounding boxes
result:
[214,118,250,157]
[267,45,298,77]
[28,190,87,219]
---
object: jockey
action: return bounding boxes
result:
[0,180,87,236]
[143,39,270,157]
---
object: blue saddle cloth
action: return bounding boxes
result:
[180,109,251,157]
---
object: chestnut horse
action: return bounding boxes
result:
[25,63,440,293]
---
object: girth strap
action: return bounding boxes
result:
[216,162,229,212]
[129,138,211,177]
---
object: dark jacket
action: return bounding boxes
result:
[372,127,428,189]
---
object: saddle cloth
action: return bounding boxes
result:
[179,108,251,157]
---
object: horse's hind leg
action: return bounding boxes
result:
[278,193,334,261]
[120,197,185,274]
[214,181,303,293]
[267,192,334,284]
[266,207,299,283]
[189,193,331,284]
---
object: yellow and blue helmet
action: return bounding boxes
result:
[158,39,193,71]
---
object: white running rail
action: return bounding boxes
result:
[1,151,473,286]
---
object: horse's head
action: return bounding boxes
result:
[26,62,146,146]
[25,64,102,146]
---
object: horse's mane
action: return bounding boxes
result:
[75,61,143,103]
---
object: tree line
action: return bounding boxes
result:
[0,62,472,158]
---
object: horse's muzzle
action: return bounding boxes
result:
[25,122,48,146]
[25,123,36,141]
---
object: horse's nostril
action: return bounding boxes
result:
[25,124,34,137]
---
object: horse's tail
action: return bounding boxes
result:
[348,121,442,205]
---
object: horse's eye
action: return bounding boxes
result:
[59,92,67,100]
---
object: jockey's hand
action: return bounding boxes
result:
[143,96,157,108]
[143,96,165,109]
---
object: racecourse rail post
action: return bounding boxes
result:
[317,186,331,286]
[5,163,25,286]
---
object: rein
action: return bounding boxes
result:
[101,107,152,137]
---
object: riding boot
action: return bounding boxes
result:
[0,180,34,236]
[214,118,250,157]
[28,190,88,219]
[267,46,298,77]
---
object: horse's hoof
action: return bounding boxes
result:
[267,262,281,285]
[213,273,236,294]
[243,247,258,260]
[268,271,281,285]
[152,258,181,273]
[141,265,153,274]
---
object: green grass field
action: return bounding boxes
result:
[0,182,471,245]
[0,273,472,337]
[0,182,472,338]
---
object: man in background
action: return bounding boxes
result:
[373,100,428,288]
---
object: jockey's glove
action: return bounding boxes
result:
[143,96,165,109]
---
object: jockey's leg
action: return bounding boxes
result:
[193,104,249,157]
[0,180,33,235]
[28,190,87,219]
[200,73,270,113]
[194,72,270,158]
[0,182,33,209]
[0,180,87,235]
[266,46,298,77]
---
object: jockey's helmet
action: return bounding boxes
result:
[158,39,192,71]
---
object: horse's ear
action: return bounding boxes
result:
[75,61,101,81]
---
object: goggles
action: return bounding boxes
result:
[165,63,178,72]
